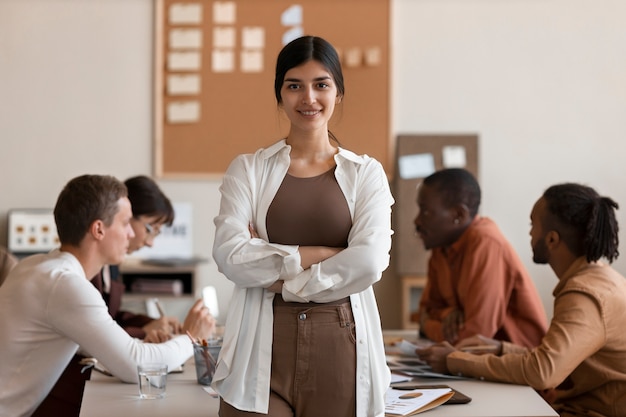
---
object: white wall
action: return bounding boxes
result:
[1,0,625,326]
[392,0,626,320]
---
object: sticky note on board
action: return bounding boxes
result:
[169,4,203,25]
[241,50,263,73]
[169,29,203,49]
[364,47,382,66]
[442,146,467,168]
[167,101,200,123]
[282,26,303,46]
[213,27,236,48]
[213,1,236,24]
[344,48,362,68]
[281,5,303,26]
[167,74,201,95]
[398,153,436,179]
[242,27,265,49]
[212,50,234,72]
[168,52,201,71]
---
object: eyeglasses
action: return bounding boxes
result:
[142,222,161,238]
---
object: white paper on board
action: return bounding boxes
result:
[167,101,200,123]
[169,4,203,25]
[169,29,203,49]
[167,74,201,95]
[212,50,234,72]
[213,1,236,24]
[442,146,467,168]
[168,52,201,71]
[242,27,265,49]
[213,27,236,48]
[281,5,303,26]
[241,50,263,72]
[398,153,436,179]
[282,26,304,46]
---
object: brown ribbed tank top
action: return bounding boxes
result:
[266,167,352,248]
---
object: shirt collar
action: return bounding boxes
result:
[258,139,366,165]
[442,216,481,258]
[552,256,602,296]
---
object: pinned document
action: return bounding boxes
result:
[442,146,467,168]
[281,5,302,26]
[213,27,236,48]
[168,52,201,71]
[167,74,201,96]
[398,153,436,180]
[242,27,264,49]
[213,1,236,24]
[212,50,234,73]
[241,51,263,73]
[169,29,203,49]
[282,26,303,46]
[169,3,203,25]
[167,101,200,123]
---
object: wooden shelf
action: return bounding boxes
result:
[118,260,200,318]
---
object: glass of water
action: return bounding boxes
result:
[137,363,168,399]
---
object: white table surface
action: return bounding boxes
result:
[80,330,558,417]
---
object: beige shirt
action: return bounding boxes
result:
[447,257,626,417]
[0,246,18,286]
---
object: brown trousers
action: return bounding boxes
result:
[220,297,357,417]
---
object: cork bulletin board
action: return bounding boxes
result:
[392,134,479,276]
[154,0,390,177]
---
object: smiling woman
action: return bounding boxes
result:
[212,36,394,417]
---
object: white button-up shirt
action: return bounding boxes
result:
[212,140,393,416]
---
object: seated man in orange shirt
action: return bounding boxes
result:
[414,168,547,347]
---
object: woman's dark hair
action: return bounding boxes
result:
[125,176,174,226]
[422,168,481,217]
[274,35,344,144]
[543,183,619,263]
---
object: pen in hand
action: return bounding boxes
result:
[154,299,166,319]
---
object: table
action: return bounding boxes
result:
[80,330,558,417]
[80,361,219,416]
[403,378,557,416]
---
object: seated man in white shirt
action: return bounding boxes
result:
[0,174,215,417]
[0,245,18,286]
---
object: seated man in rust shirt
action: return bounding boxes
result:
[414,168,547,347]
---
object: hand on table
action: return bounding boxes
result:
[142,316,183,343]
[416,341,456,374]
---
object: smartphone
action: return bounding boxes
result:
[202,286,220,318]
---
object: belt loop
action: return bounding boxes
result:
[337,304,351,328]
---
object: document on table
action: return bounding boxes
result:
[385,387,454,416]
[386,340,468,380]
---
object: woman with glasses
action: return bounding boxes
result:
[92,175,182,342]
